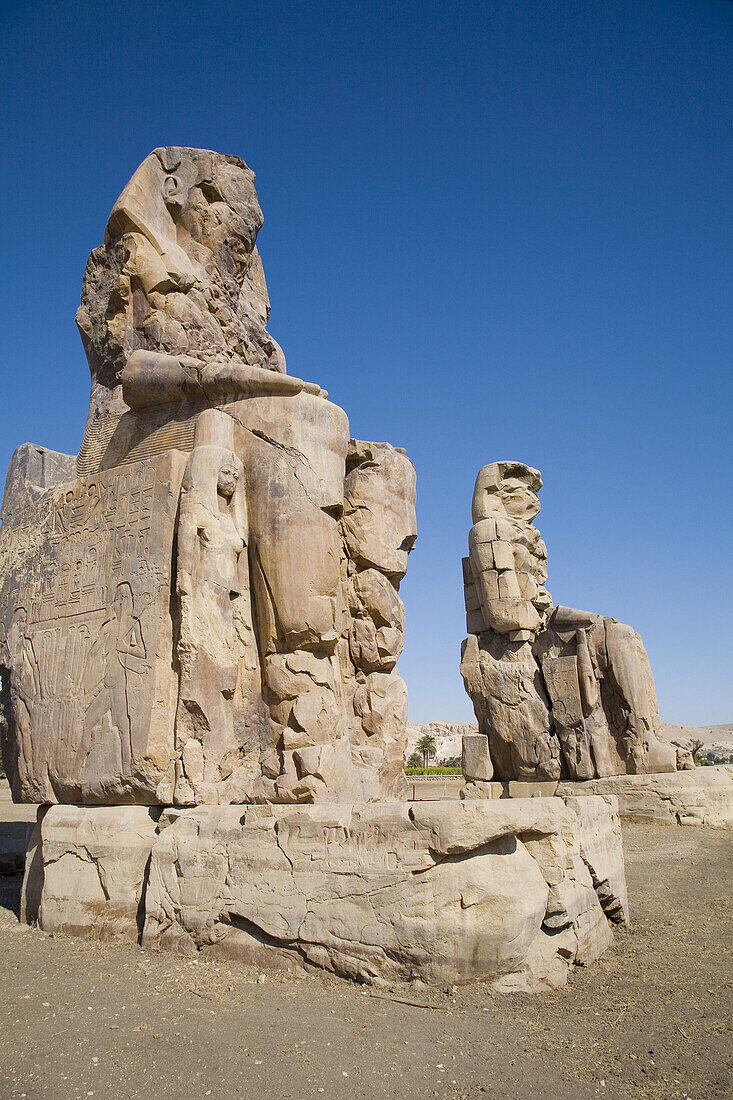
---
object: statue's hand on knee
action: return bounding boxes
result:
[122,349,326,407]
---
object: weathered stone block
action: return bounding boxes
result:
[460,780,504,800]
[508,780,559,798]
[462,732,493,781]
[562,794,628,924]
[143,798,624,990]
[557,766,733,828]
[21,804,161,939]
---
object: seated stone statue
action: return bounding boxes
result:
[460,461,676,783]
[0,147,416,806]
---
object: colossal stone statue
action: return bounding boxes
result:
[0,147,416,806]
[460,461,676,785]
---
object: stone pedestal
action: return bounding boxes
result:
[557,765,733,828]
[507,780,559,799]
[21,796,628,992]
[21,805,162,937]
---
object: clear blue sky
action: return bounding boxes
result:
[2,0,731,725]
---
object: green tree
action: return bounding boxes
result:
[406,750,423,769]
[416,733,437,768]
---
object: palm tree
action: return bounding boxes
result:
[416,733,437,768]
[406,751,423,769]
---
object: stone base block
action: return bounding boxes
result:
[21,798,627,991]
[462,733,494,782]
[557,766,733,828]
[562,795,628,924]
[21,805,161,938]
[461,779,561,800]
[507,780,559,799]
[143,799,626,990]
[460,780,504,800]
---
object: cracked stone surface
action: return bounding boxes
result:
[21,805,161,938]
[558,766,733,828]
[20,797,627,989]
[140,797,627,990]
[460,461,677,783]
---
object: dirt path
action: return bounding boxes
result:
[0,822,730,1100]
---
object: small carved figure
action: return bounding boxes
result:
[174,409,259,802]
[77,582,147,778]
[2,608,42,786]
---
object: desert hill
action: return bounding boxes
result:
[406,720,733,765]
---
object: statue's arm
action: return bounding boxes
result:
[200,360,325,399]
[121,350,325,408]
[121,350,196,406]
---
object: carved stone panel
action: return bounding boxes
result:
[542,656,584,727]
[0,452,186,804]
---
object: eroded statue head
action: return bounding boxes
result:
[76,146,284,393]
[471,461,542,525]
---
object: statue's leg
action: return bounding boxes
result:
[233,394,351,802]
[341,440,417,799]
[174,588,246,802]
[76,686,107,778]
[603,620,675,774]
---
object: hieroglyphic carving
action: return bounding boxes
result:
[0,452,186,803]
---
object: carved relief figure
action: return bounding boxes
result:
[77,582,148,778]
[461,461,676,784]
[174,409,263,803]
[2,608,42,786]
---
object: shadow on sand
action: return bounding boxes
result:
[0,819,33,919]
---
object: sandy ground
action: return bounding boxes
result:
[0,805,730,1100]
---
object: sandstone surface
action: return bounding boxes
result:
[20,797,627,991]
[21,804,161,937]
[557,765,733,828]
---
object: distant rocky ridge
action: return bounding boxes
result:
[405,721,733,766]
[660,724,733,765]
[405,721,478,763]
